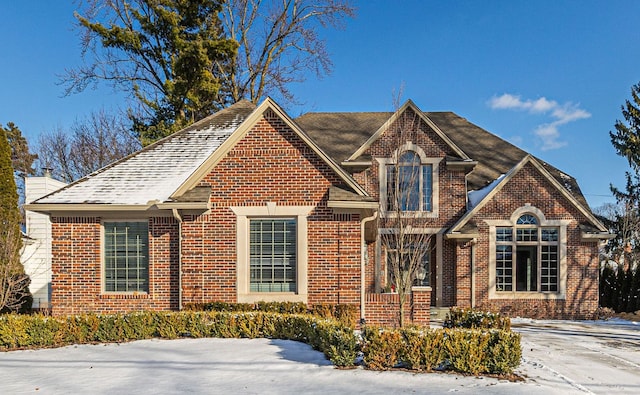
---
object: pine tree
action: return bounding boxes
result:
[608,82,640,313]
[65,0,238,145]
[0,127,31,313]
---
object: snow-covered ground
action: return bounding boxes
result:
[0,319,638,394]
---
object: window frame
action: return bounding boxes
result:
[231,204,313,303]
[378,142,440,218]
[101,220,150,294]
[487,206,569,300]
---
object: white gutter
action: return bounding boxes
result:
[172,208,184,310]
[360,210,378,323]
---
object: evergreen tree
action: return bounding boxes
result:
[1,122,38,209]
[1,122,37,178]
[600,264,615,309]
[64,0,238,145]
[606,82,640,312]
[0,127,32,313]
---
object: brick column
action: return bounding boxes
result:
[411,286,432,326]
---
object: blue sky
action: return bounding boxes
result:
[1,1,639,209]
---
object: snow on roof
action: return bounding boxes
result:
[467,174,505,209]
[36,102,255,205]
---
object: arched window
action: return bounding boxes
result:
[495,212,559,293]
[386,150,433,212]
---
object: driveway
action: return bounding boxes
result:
[514,319,640,394]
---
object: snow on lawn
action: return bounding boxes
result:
[1,318,638,394]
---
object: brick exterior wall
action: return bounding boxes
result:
[469,162,601,319]
[364,287,431,327]
[355,108,469,321]
[354,109,600,320]
[51,216,179,315]
[50,109,364,315]
[48,104,601,322]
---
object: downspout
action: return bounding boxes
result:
[172,209,183,310]
[360,210,378,324]
[470,238,477,308]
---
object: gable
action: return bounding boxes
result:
[297,109,591,211]
[201,109,353,205]
[173,98,369,200]
[449,156,608,235]
[26,99,369,213]
[348,100,469,162]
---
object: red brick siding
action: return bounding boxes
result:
[50,110,364,315]
[186,110,363,306]
[51,217,179,315]
[469,162,600,319]
[364,289,431,327]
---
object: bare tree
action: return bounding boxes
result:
[36,110,141,182]
[219,0,355,105]
[0,226,32,313]
[596,200,640,269]
[379,105,433,327]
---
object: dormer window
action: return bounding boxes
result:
[379,143,440,216]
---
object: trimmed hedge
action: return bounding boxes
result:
[0,311,358,367]
[443,307,511,330]
[361,326,521,375]
[184,301,360,328]
[0,309,521,374]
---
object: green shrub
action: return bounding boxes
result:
[0,311,358,367]
[361,325,520,375]
[361,326,404,370]
[400,328,446,371]
[443,307,511,330]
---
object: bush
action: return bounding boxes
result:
[361,325,521,375]
[0,311,358,367]
[0,309,520,374]
[185,301,358,328]
[443,307,511,330]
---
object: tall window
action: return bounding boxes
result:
[386,150,433,212]
[495,214,559,292]
[249,219,297,292]
[104,221,149,293]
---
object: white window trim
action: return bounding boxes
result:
[231,204,313,303]
[378,142,440,218]
[487,205,569,300]
[101,219,150,295]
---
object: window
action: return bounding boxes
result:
[494,214,558,293]
[386,150,433,212]
[103,221,149,293]
[249,219,297,292]
[385,237,431,290]
[232,204,312,303]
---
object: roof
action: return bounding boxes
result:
[295,110,589,209]
[29,98,370,210]
[33,100,256,205]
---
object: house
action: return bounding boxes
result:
[21,173,67,310]
[25,98,612,324]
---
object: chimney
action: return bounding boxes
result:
[42,167,53,178]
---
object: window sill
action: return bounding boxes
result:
[490,291,565,300]
[238,292,307,304]
[100,292,150,299]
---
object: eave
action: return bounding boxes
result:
[327,200,379,209]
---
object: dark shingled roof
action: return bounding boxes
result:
[296,111,589,209]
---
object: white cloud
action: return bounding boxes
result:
[488,93,591,151]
